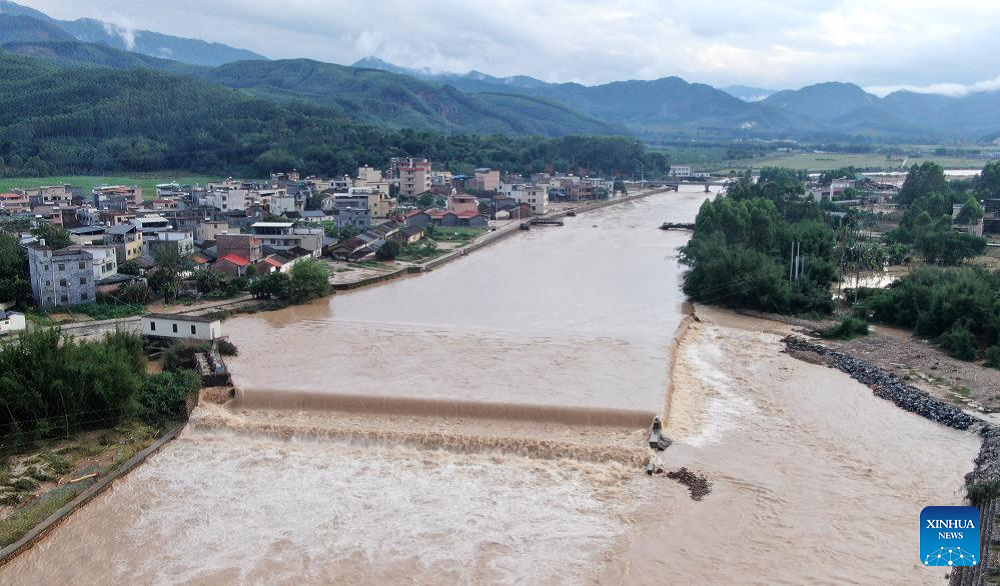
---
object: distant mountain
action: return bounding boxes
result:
[199,59,621,136]
[881,90,1000,138]
[353,56,804,135]
[352,56,551,91]
[0,13,72,43]
[0,0,265,66]
[720,85,776,102]
[764,82,879,123]
[0,39,203,74]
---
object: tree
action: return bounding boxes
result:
[288,259,331,303]
[117,261,142,276]
[417,193,435,208]
[976,161,1000,198]
[955,196,984,225]
[0,232,30,306]
[31,223,72,250]
[376,240,401,261]
[249,272,291,299]
[195,269,226,294]
[147,249,191,303]
[897,162,948,206]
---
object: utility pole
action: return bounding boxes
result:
[790,241,796,282]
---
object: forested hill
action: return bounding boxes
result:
[0,0,265,66]
[0,52,669,179]
[196,58,622,136]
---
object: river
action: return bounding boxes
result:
[0,186,980,585]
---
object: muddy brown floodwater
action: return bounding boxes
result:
[0,187,980,585]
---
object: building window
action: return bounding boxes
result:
[172,324,178,333]
[45,280,51,286]
[150,321,156,331]
[59,279,67,287]
[80,277,87,285]
[60,295,68,303]
[190,325,197,335]
[78,262,85,270]
[58,263,65,271]
[80,292,87,301]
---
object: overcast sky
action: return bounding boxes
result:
[22,0,1000,96]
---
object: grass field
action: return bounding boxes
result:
[712,152,993,173]
[0,173,221,200]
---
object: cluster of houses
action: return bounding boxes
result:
[0,159,628,314]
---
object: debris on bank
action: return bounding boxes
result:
[782,336,975,430]
[667,467,712,501]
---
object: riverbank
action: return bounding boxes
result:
[732,309,1000,417]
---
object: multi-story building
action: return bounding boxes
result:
[355,166,390,194]
[203,181,252,212]
[333,208,371,231]
[474,168,501,192]
[0,192,31,213]
[85,246,119,282]
[500,183,549,215]
[446,194,480,215]
[347,187,396,218]
[103,223,145,263]
[27,244,96,307]
[397,158,433,197]
[30,185,76,206]
[250,222,324,253]
[196,220,231,241]
[216,234,263,263]
[147,231,195,258]
[92,185,143,209]
[67,226,107,246]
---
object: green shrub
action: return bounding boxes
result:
[162,341,211,372]
[216,339,238,356]
[939,323,978,361]
[137,370,202,425]
[985,345,1000,370]
[820,317,870,340]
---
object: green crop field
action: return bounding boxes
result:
[0,173,221,200]
[713,152,994,173]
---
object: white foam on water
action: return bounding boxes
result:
[7,429,639,585]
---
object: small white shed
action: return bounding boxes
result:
[141,313,222,341]
[0,311,26,335]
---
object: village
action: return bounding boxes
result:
[0,158,655,335]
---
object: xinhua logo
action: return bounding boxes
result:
[921,506,980,567]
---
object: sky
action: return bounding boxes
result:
[20,0,1000,96]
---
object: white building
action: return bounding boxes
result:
[669,166,693,177]
[0,310,26,335]
[141,313,222,341]
[500,183,549,215]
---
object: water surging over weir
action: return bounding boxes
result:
[233,388,656,427]
[192,398,650,465]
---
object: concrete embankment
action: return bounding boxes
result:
[0,424,184,567]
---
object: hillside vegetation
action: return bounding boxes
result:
[0,52,669,178]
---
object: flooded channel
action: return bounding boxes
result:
[0,186,980,585]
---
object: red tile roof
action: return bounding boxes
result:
[218,253,250,267]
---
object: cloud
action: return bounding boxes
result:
[21,0,1000,92]
[867,76,1000,98]
[102,10,137,50]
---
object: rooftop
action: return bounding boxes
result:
[143,313,219,323]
